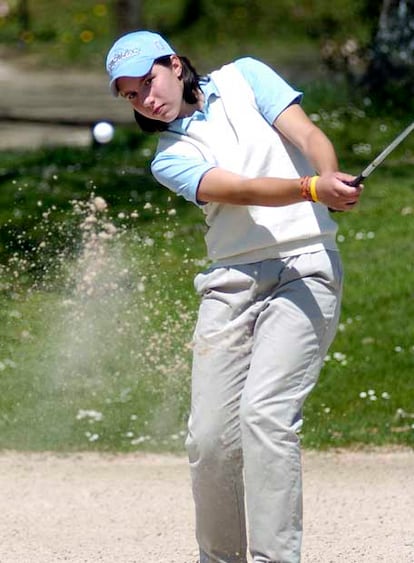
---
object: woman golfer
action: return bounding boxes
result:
[106,30,361,563]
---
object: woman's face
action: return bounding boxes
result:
[116,55,186,122]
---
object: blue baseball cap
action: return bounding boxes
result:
[106,31,176,96]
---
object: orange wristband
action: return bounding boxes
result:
[300,176,312,201]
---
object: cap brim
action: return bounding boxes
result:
[109,57,155,97]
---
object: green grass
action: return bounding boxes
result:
[0,207,201,452]
[0,70,413,452]
[303,169,414,449]
[0,135,205,452]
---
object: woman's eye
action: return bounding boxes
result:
[127,92,137,101]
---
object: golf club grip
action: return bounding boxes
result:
[345,174,364,187]
[329,174,364,212]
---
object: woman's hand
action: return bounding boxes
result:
[314,172,363,211]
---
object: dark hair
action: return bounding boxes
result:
[134,55,201,133]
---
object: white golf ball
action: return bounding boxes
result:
[92,121,114,144]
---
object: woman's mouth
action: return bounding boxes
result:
[153,105,164,117]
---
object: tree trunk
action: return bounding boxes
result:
[18,0,30,32]
[114,0,142,36]
[179,0,205,28]
[363,0,414,108]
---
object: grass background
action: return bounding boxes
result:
[0,1,413,452]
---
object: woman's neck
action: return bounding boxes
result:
[179,90,204,118]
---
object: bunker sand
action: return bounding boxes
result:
[0,449,413,562]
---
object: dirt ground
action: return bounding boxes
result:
[0,448,413,563]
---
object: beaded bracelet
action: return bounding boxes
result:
[300,176,313,201]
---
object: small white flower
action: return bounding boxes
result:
[131,435,150,445]
[359,391,367,398]
[352,143,371,155]
[333,352,347,362]
[76,409,103,422]
[310,113,321,122]
[9,310,22,319]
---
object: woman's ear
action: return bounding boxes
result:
[170,55,183,79]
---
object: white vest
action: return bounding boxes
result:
[156,63,338,266]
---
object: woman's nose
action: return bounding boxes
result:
[138,87,153,107]
[142,93,155,110]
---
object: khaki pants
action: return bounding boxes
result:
[186,250,343,563]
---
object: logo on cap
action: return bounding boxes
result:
[107,48,142,73]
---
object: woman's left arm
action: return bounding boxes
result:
[273,103,339,174]
[273,103,363,206]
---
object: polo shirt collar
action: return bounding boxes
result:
[168,76,219,132]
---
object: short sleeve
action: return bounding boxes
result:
[151,151,215,206]
[233,57,303,124]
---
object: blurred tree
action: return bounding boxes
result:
[17,0,30,32]
[178,0,205,28]
[114,0,142,36]
[362,0,414,109]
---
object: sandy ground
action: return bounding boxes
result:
[0,449,413,563]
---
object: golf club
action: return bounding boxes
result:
[346,120,414,187]
[329,120,414,211]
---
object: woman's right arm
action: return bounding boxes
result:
[151,137,361,211]
[197,167,361,211]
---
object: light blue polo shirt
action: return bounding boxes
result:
[151,57,303,205]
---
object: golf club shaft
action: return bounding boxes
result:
[348,121,414,186]
[331,120,414,207]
